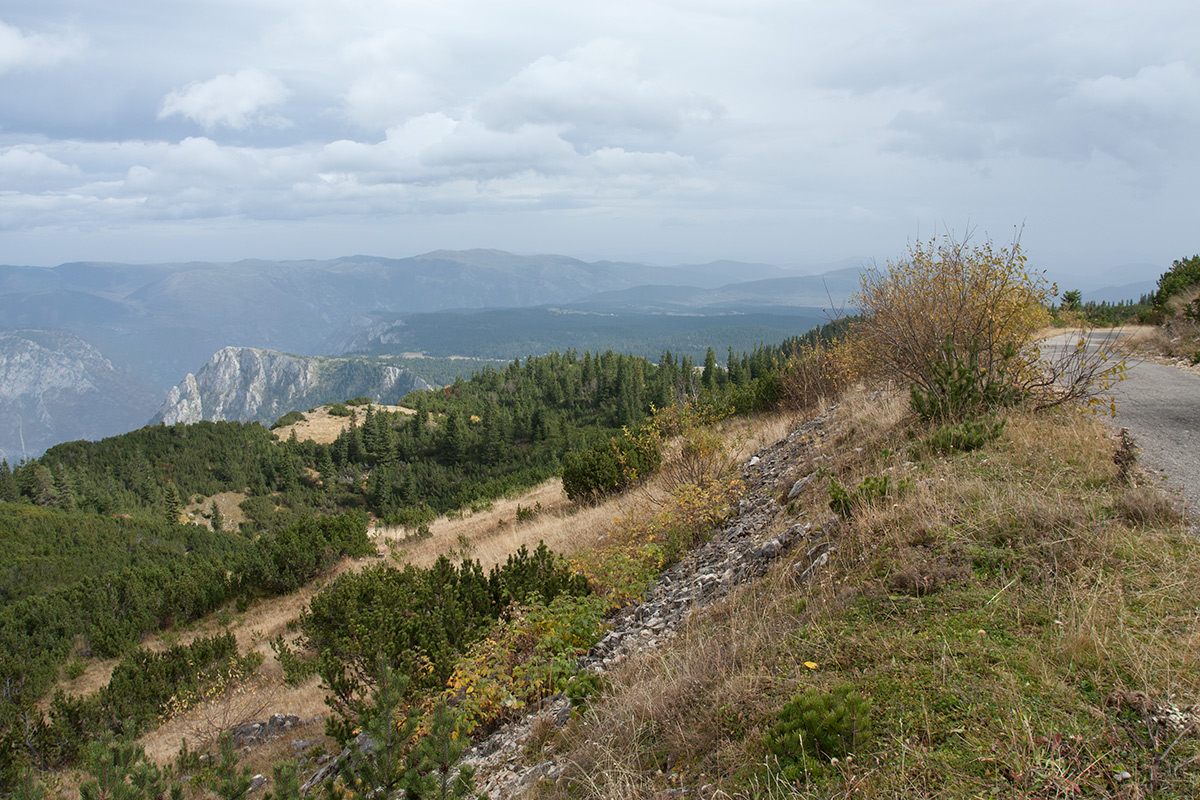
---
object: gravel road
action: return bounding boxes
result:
[1044,331,1200,531]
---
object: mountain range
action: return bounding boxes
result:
[0,249,1155,460]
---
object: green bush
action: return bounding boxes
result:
[926,416,1006,454]
[765,684,871,780]
[300,542,590,738]
[326,402,352,417]
[909,338,1017,422]
[561,431,661,503]
[270,410,307,429]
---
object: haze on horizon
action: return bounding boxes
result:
[1,1,1197,288]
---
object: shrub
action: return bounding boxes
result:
[780,336,854,410]
[326,403,352,417]
[925,416,1006,455]
[765,684,871,779]
[562,430,661,503]
[853,231,1124,416]
[1153,254,1200,310]
[908,340,1017,421]
[269,410,306,430]
[853,232,1051,397]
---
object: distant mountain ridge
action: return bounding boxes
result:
[0,250,814,390]
[153,347,433,426]
[2,249,836,456]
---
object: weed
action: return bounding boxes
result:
[1112,427,1138,485]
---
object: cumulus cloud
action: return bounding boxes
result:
[0,147,80,182]
[158,69,292,130]
[1071,61,1200,119]
[0,19,83,73]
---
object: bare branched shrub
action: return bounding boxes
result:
[853,231,1050,393]
[1021,330,1127,413]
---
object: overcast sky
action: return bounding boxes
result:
[1,0,1196,286]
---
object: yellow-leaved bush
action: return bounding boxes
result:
[852,232,1123,416]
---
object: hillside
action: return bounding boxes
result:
[5,249,1198,799]
[153,347,432,426]
[18,388,1199,799]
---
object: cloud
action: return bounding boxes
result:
[343,70,435,130]
[475,39,723,143]
[1071,61,1200,119]
[0,147,79,182]
[0,19,84,72]
[158,69,292,130]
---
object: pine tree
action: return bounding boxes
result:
[210,500,224,533]
[0,460,17,502]
[702,347,718,390]
[163,483,182,525]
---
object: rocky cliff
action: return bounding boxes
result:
[0,330,158,461]
[153,347,433,426]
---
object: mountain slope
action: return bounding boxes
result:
[153,347,433,425]
[0,330,158,461]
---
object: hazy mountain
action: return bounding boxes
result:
[0,250,810,390]
[0,249,840,454]
[1081,281,1156,304]
[0,330,158,462]
[562,268,861,314]
[153,347,433,426]
[341,306,831,363]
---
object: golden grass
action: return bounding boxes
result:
[372,478,627,569]
[182,490,247,531]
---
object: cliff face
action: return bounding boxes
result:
[154,347,432,425]
[0,330,157,461]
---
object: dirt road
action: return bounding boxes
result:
[1045,331,1200,531]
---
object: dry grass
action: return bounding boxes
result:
[272,403,414,445]
[372,478,623,569]
[541,391,1200,798]
[1117,320,1200,376]
[182,490,247,530]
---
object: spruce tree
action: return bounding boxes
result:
[0,460,16,502]
[163,483,182,525]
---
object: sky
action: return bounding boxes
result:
[1,0,1197,287]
